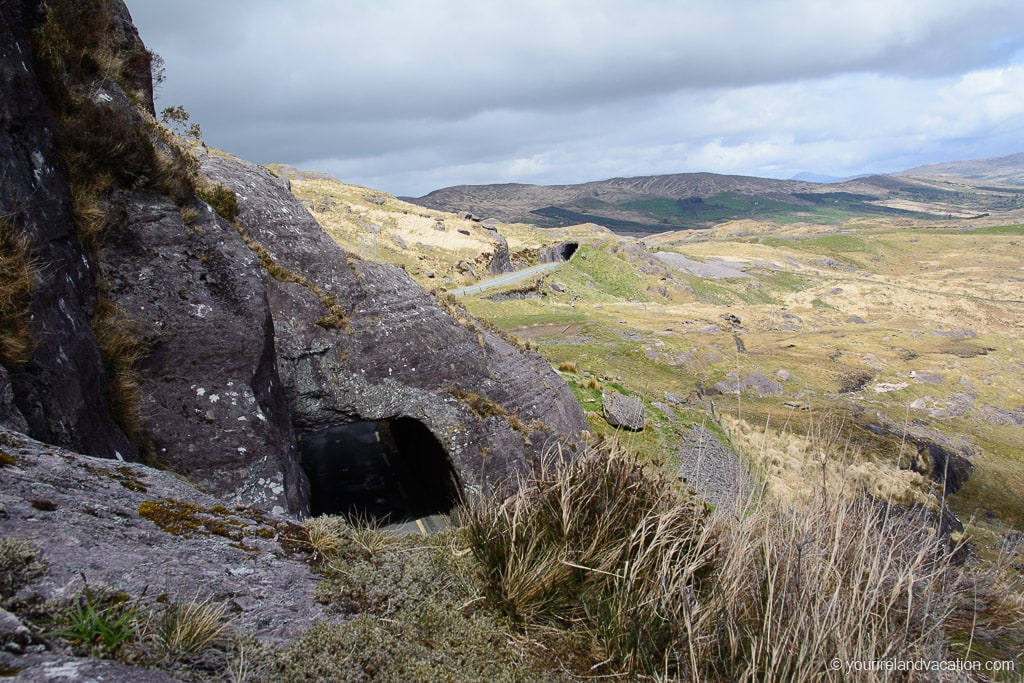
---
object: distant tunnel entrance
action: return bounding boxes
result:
[298,418,461,522]
[539,241,579,263]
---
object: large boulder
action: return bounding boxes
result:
[487,233,514,274]
[602,390,644,431]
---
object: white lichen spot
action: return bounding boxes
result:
[196,387,206,397]
[189,303,213,318]
[209,394,220,403]
[237,446,247,454]
[237,416,248,422]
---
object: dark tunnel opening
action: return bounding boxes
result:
[560,242,579,260]
[298,417,461,523]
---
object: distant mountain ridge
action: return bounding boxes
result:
[410,154,1024,234]
[897,152,1024,186]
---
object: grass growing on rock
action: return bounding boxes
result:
[275,516,578,682]
[0,218,37,367]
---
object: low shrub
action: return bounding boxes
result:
[196,180,239,222]
[51,586,140,657]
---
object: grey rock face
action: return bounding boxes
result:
[602,390,644,431]
[201,154,589,496]
[0,428,328,643]
[714,372,783,398]
[0,0,137,461]
[539,242,578,263]
[676,425,751,515]
[0,607,30,650]
[97,191,306,515]
[487,233,514,274]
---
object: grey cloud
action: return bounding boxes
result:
[125,0,1024,195]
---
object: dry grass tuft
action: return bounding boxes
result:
[0,218,37,367]
[154,596,230,656]
[463,438,1014,679]
[466,445,716,675]
[91,296,152,459]
[557,361,577,373]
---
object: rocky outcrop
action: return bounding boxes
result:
[487,233,514,274]
[676,425,751,515]
[97,188,307,514]
[201,153,589,496]
[0,0,138,462]
[0,0,588,516]
[539,241,579,263]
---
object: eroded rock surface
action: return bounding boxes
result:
[97,189,306,515]
[677,425,751,515]
[201,153,589,495]
[0,0,137,461]
[0,428,328,642]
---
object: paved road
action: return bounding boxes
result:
[450,261,562,296]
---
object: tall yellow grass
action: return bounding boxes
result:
[466,441,1019,680]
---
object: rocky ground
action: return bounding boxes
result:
[0,427,326,679]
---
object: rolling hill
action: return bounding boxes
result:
[899,151,1024,186]
[408,156,1024,234]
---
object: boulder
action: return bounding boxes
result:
[602,390,644,431]
[487,233,514,275]
[458,260,478,278]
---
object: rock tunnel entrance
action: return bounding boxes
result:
[539,241,579,263]
[298,417,461,523]
[559,242,579,260]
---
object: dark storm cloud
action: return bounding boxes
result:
[125,0,1024,195]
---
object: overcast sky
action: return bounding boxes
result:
[125,0,1024,197]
